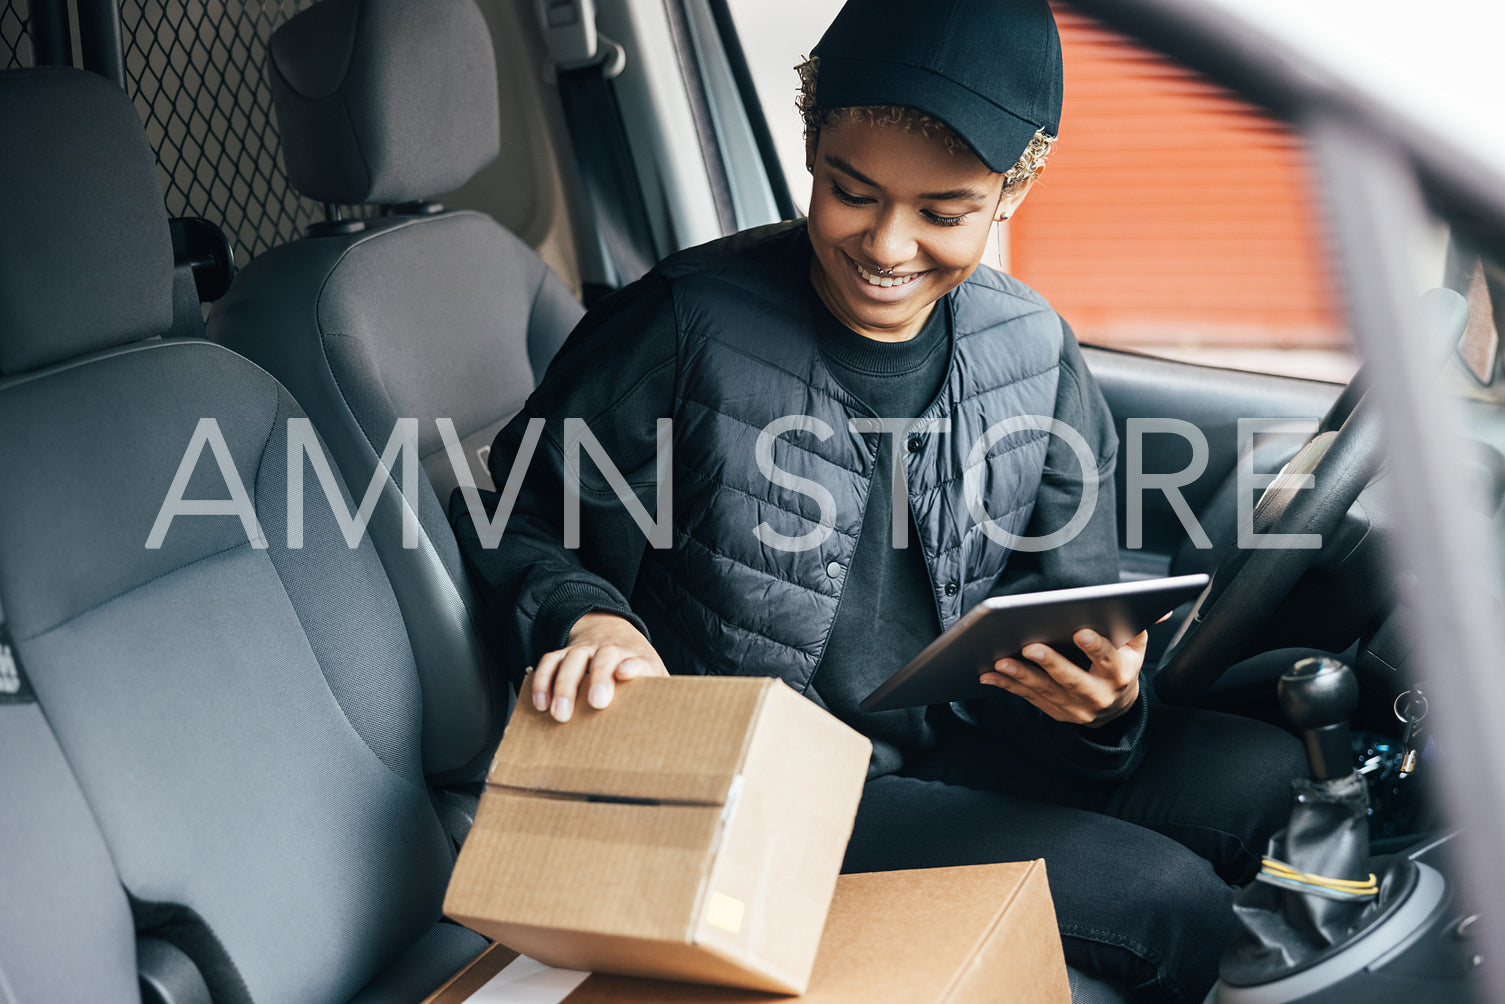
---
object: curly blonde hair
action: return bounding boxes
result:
[796,56,1054,195]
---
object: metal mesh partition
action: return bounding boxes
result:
[119,0,339,262]
[12,0,392,265]
[2,0,36,68]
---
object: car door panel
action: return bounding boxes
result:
[1082,347,1342,575]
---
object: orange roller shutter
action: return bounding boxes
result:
[1007,5,1345,349]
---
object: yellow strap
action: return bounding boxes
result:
[1260,857,1378,895]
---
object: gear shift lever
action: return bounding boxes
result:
[1278,655,1360,780]
[1222,654,1391,985]
[1216,656,1465,1000]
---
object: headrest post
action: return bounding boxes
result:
[324,203,343,223]
[75,0,126,89]
[387,200,445,217]
[27,0,74,67]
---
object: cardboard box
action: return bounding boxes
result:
[444,676,873,994]
[427,862,1071,1003]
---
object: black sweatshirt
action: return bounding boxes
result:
[806,293,951,776]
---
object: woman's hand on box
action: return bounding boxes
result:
[977,628,1146,728]
[530,613,668,722]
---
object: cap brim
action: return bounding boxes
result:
[813,56,1042,174]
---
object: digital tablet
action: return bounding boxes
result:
[858,573,1211,712]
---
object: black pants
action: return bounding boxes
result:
[842,704,1307,1003]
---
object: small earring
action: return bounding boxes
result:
[806,163,814,173]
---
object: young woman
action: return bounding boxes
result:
[456,0,1306,998]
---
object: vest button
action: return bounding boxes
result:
[944,581,959,596]
[826,561,842,579]
[907,435,923,453]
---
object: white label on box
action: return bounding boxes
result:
[465,954,591,1003]
[705,891,745,934]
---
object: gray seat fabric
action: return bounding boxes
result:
[0,66,482,1003]
[265,0,500,208]
[209,0,583,782]
[0,701,142,1004]
[1067,965,1135,1003]
[351,922,488,1004]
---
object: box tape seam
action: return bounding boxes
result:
[938,860,1042,1003]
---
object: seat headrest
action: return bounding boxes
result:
[268,0,501,206]
[0,68,174,375]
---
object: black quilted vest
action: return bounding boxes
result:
[632,223,1063,693]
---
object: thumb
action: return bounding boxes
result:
[1126,630,1150,655]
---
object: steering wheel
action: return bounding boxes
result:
[1153,289,1467,705]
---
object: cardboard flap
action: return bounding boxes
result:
[493,677,775,804]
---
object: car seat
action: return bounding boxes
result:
[208,0,584,784]
[0,65,486,1002]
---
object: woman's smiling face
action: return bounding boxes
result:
[806,117,1028,342]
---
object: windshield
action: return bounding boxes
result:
[1201,0,1505,183]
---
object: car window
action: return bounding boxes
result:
[727,0,1379,384]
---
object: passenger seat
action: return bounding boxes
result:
[209,0,584,783]
[0,65,484,1002]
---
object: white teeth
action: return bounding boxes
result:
[854,261,918,287]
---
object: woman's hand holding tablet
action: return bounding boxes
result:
[858,574,1211,714]
[980,627,1149,727]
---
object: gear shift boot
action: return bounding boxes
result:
[1221,769,1419,984]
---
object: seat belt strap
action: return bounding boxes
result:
[0,599,36,705]
[556,60,659,289]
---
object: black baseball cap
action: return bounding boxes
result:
[810,0,1063,173]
